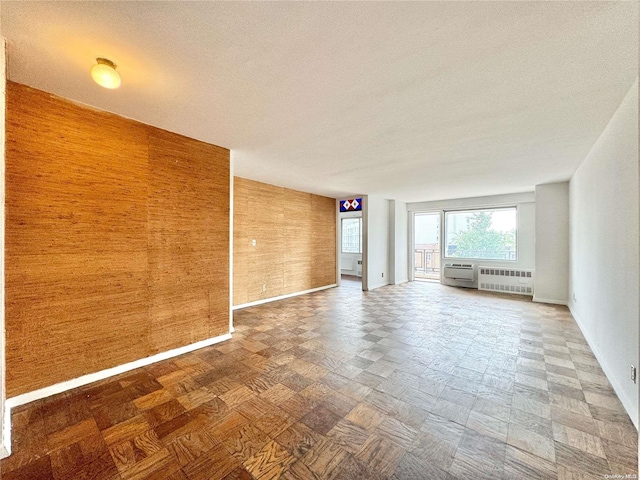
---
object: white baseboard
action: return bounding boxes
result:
[366,281,389,291]
[533,296,567,306]
[569,306,638,430]
[232,284,337,310]
[2,331,232,456]
[1,400,8,458]
[7,332,232,409]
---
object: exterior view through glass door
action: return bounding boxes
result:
[414,212,440,281]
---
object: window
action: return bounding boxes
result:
[342,217,362,253]
[445,207,517,260]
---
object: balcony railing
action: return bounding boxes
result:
[414,248,440,279]
[446,247,516,261]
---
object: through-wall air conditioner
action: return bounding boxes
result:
[443,263,474,287]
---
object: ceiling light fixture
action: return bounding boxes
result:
[90,57,121,89]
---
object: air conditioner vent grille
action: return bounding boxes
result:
[479,267,532,278]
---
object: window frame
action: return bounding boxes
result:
[341,217,363,254]
[443,206,518,261]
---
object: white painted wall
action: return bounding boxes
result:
[534,182,569,305]
[389,200,409,285]
[407,192,535,287]
[339,211,362,277]
[0,37,7,459]
[569,80,639,428]
[363,195,390,291]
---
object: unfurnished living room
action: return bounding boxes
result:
[0,2,637,479]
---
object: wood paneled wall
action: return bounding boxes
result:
[5,82,230,396]
[233,178,336,306]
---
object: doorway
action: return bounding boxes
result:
[339,212,363,288]
[414,212,441,281]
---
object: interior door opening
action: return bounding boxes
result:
[414,212,441,281]
[339,213,363,288]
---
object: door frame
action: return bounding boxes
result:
[411,210,443,282]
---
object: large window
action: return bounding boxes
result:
[342,217,362,253]
[445,207,517,260]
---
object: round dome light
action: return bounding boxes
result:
[90,58,121,89]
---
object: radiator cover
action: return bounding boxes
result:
[478,266,534,296]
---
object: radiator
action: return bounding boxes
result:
[340,256,355,273]
[478,266,534,296]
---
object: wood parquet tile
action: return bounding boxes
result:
[1,279,637,479]
[274,423,319,459]
[301,437,348,480]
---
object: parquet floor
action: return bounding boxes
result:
[1,278,637,479]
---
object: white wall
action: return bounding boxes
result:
[408,192,535,287]
[339,211,362,277]
[569,80,639,428]
[0,37,7,459]
[534,182,569,305]
[363,195,390,291]
[389,200,409,285]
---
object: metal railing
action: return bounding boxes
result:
[446,248,516,260]
[414,248,440,278]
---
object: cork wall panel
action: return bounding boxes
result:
[5,82,230,396]
[312,195,337,288]
[248,181,284,301]
[233,178,250,306]
[233,178,336,306]
[5,83,150,396]
[148,129,229,353]
[283,189,313,295]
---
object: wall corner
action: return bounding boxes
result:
[229,154,234,334]
[0,36,7,458]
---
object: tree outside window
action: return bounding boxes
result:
[445,208,516,260]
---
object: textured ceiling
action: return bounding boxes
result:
[2,1,637,202]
